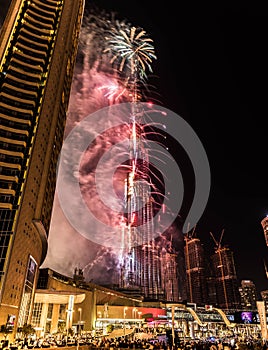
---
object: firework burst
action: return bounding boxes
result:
[104,25,157,100]
[77,8,158,104]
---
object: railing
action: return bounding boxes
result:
[213,307,236,328]
[185,306,207,327]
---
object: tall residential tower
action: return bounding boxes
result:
[0,0,84,332]
[210,231,240,309]
[184,232,208,305]
[239,280,257,310]
[261,216,268,247]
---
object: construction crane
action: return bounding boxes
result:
[210,228,224,251]
[210,229,229,309]
[185,223,197,240]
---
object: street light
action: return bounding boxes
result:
[171,305,175,348]
[132,307,137,319]
[132,308,137,329]
[76,308,82,350]
[66,309,74,339]
[123,307,128,336]
[78,308,82,335]
[138,311,142,331]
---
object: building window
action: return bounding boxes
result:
[32,302,42,327]
[47,303,53,319]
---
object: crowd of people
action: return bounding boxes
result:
[1,332,267,350]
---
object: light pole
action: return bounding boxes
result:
[132,307,137,329]
[171,305,175,348]
[66,309,73,339]
[78,308,82,335]
[76,308,82,350]
[138,311,142,331]
[66,295,74,339]
[132,308,137,319]
[123,307,128,336]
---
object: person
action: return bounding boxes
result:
[210,342,218,350]
[217,341,223,350]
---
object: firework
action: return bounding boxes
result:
[46,7,186,301]
[78,9,158,103]
[104,25,157,83]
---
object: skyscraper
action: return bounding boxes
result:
[0,0,84,333]
[184,233,208,305]
[119,118,164,299]
[260,290,268,312]
[260,215,268,281]
[210,245,240,309]
[239,280,257,310]
[261,216,268,247]
[209,231,240,309]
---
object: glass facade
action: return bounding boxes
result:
[17,256,37,327]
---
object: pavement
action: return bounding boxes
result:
[105,328,134,338]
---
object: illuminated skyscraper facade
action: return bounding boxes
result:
[119,122,166,301]
[239,280,257,310]
[260,290,268,312]
[210,246,240,309]
[0,0,84,333]
[261,216,268,247]
[118,118,185,302]
[184,236,208,305]
[261,216,268,313]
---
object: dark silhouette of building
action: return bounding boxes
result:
[162,216,187,303]
[0,0,84,334]
[206,275,218,306]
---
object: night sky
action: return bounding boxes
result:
[87,1,268,294]
[1,2,267,294]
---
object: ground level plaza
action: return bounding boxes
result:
[31,296,263,341]
[2,269,266,343]
[2,331,267,350]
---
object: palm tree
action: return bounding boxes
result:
[17,324,35,342]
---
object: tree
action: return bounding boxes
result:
[106,324,114,333]
[67,327,74,337]
[17,324,35,339]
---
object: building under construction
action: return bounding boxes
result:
[184,232,208,306]
[210,231,241,309]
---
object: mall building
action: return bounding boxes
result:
[25,268,263,341]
